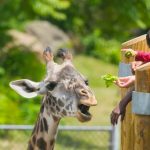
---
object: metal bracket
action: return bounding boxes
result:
[118,62,133,77]
[132,91,150,115]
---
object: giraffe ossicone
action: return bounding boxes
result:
[9,47,97,150]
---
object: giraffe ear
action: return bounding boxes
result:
[9,79,41,98]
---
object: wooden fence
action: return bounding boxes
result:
[120,34,150,150]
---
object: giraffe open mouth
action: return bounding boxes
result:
[77,104,92,122]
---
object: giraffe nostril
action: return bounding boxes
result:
[80,89,88,96]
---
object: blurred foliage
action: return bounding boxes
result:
[82,30,120,64]
[62,0,150,38]
[0,48,45,124]
[60,0,150,64]
[0,0,70,29]
[1,0,150,63]
[31,0,70,20]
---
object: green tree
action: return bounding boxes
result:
[0,0,70,30]
[56,0,150,64]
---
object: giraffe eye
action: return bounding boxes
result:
[46,81,57,91]
[85,80,89,85]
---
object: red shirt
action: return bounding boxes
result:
[135,51,150,63]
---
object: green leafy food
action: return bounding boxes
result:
[125,51,133,58]
[101,74,118,87]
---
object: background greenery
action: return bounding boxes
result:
[0,0,150,126]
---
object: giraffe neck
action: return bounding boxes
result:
[28,101,61,150]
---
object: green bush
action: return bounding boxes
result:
[0,47,45,124]
[82,31,120,64]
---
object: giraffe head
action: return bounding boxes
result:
[10,47,97,122]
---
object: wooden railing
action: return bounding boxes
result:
[120,35,150,150]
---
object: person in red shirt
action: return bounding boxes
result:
[111,31,150,125]
[118,48,150,87]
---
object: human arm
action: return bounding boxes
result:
[131,61,144,72]
[135,51,150,63]
[115,75,135,88]
[121,49,144,72]
[111,87,134,125]
[122,49,150,63]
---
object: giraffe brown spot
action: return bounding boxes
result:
[65,104,70,110]
[52,115,59,122]
[45,99,49,106]
[40,119,44,132]
[62,109,67,116]
[68,101,73,110]
[36,121,40,133]
[32,126,36,135]
[53,97,57,103]
[51,107,55,113]
[43,117,48,132]
[37,138,47,150]
[48,97,52,105]
[56,105,60,111]
[32,135,36,145]
[50,139,55,146]
[49,94,54,100]
[40,104,44,113]
[52,102,55,106]
[45,105,48,110]
[47,110,51,116]
[58,99,64,107]
[45,98,48,105]
[27,141,33,150]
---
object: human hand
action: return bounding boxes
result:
[110,105,125,125]
[131,61,144,72]
[121,49,137,58]
[114,75,135,88]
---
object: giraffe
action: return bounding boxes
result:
[9,47,97,150]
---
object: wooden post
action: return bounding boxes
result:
[134,64,150,150]
[121,34,150,150]
[120,52,134,150]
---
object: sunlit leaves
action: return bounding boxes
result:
[0,67,5,76]
[30,0,70,20]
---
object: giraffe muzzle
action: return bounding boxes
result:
[77,104,92,122]
[76,96,97,122]
[80,96,97,106]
